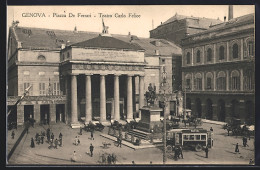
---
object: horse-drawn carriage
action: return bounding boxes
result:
[223,118,253,137]
[84,122,105,132]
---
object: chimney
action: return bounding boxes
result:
[224,16,226,22]
[128,32,131,36]
[155,50,160,55]
[228,5,233,20]
[161,22,162,25]
[152,19,154,29]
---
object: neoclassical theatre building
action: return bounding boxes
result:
[181,13,255,124]
[7,22,182,127]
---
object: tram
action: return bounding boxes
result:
[166,128,212,152]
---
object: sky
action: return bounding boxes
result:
[7,5,254,38]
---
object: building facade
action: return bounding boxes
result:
[181,13,255,124]
[7,23,182,127]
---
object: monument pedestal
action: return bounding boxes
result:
[136,106,163,132]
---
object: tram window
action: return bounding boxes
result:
[195,135,200,140]
[184,135,188,140]
[201,135,206,140]
[189,135,194,140]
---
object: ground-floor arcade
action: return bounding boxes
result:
[184,92,254,124]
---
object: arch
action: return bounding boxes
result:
[186,98,191,110]
[232,43,239,59]
[185,74,192,89]
[206,99,213,120]
[231,100,239,118]
[186,52,191,64]
[207,48,212,62]
[244,69,254,90]
[231,70,240,77]
[194,73,202,79]
[245,100,254,124]
[37,55,46,61]
[245,37,254,57]
[217,71,226,78]
[219,46,225,60]
[195,98,202,118]
[217,99,225,121]
[194,73,202,90]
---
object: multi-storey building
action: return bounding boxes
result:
[181,13,255,124]
[7,23,182,127]
[150,13,222,46]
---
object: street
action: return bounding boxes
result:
[7,121,254,165]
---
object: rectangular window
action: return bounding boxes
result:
[195,135,200,140]
[39,83,45,95]
[53,82,60,95]
[201,135,206,140]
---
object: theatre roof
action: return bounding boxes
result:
[10,26,181,56]
[71,35,144,51]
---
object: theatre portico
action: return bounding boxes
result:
[60,34,146,127]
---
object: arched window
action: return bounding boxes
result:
[231,70,240,90]
[207,48,212,62]
[219,46,225,60]
[196,50,201,63]
[194,73,202,90]
[244,69,254,90]
[232,43,239,59]
[248,41,254,56]
[38,55,46,61]
[186,52,191,64]
[206,72,213,90]
[217,71,226,90]
[185,74,191,89]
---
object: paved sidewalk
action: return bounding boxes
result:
[201,119,227,126]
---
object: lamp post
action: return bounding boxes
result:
[159,66,170,164]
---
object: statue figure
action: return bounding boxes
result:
[145,83,157,106]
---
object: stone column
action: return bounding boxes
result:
[139,75,144,119]
[17,104,24,126]
[213,44,217,63]
[227,41,230,62]
[34,104,40,123]
[65,76,69,124]
[226,70,229,91]
[191,72,194,91]
[50,104,56,123]
[213,71,216,91]
[241,39,244,60]
[114,74,120,121]
[85,74,92,123]
[240,69,244,91]
[202,72,205,91]
[100,74,106,122]
[127,75,133,121]
[71,74,79,126]
[191,48,194,66]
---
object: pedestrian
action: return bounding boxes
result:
[111,153,117,164]
[47,128,50,142]
[107,154,111,164]
[59,132,63,146]
[243,136,246,147]
[11,130,15,139]
[48,139,54,149]
[41,135,44,144]
[79,127,82,135]
[210,127,213,132]
[51,133,54,143]
[90,143,94,157]
[132,161,135,164]
[35,132,39,141]
[205,146,209,158]
[179,146,184,159]
[249,158,254,165]
[90,130,94,140]
[174,147,179,160]
[71,151,77,162]
[36,136,41,145]
[244,137,249,147]
[235,143,239,153]
[54,138,58,149]
[74,136,78,145]
[42,131,45,137]
[30,138,35,148]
